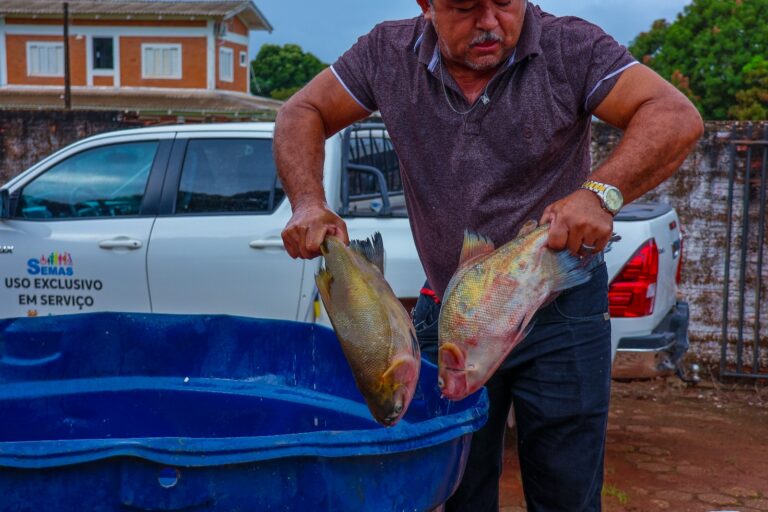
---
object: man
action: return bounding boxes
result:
[274,0,702,510]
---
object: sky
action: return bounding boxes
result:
[249,1,692,63]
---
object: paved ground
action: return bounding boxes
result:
[498,378,768,511]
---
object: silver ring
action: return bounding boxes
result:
[581,243,596,252]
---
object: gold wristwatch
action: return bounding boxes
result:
[580,180,623,216]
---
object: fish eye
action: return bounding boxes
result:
[394,401,403,414]
[438,377,445,388]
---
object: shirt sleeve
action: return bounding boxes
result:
[330,26,382,113]
[561,18,637,114]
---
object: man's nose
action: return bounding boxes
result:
[476,1,500,31]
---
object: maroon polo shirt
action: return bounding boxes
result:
[331,3,636,298]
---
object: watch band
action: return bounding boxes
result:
[580,180,623,215]
[581,180,609,195]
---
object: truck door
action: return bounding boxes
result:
[147,132,305,320]
[0,137,170,318]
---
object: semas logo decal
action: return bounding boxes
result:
[27,251,74,276]
[6,251,102,311]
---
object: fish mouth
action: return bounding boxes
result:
[440,366,474,373]
[380,411,404,426]
[437,365,477,389]
[382,415,399,426]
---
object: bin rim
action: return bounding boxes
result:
[0,388,487,469]
[0,314,489,469]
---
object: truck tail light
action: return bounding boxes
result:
[675,225,685,286]
[675,236,684,286]
[608,239,659,318]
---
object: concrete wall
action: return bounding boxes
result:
[1,113,765,368]
[0,110,139,183]
[593,121,768,370]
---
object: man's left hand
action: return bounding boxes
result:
[540,189,614,255]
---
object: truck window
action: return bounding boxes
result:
[17,141,158,219]
[346,129,407,217]
[175,139,284,215]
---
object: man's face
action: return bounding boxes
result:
[419,0,527,72]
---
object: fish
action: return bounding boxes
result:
[316,233,421,426]
[437,220,592,400]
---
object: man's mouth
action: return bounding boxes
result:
[473,40,499,50]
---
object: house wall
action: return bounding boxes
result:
[228,17,249,36]
[5,34,87,86]
[120,36,207,89]
[1,17,252,92]
[215,41,248,93]
[6,18,207,28]
[92,75,114,87]
[215,16,250,93]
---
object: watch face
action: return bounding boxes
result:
[605,188,623,212]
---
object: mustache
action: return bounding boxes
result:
[470,31,503,46]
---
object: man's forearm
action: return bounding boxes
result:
[274,101,329,210]
[592,96,704,204]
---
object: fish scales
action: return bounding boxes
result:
[316,234,420,426]
[438,223,591,400]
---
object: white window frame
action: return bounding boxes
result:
[26,41,64,77]
[141,43,182,80]
[219,47,234,82]
[91,36,116,76]
[239,50,247,67]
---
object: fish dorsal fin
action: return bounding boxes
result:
[516,220,538,238]
[459,230,495,266]
[349,232,385,274]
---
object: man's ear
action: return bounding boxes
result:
[416,0,434,19]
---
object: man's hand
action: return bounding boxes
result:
[274,68,370,260]
[540,189,614,255]
[282,202,349,259]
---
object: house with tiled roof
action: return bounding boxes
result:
[0,0,279,116]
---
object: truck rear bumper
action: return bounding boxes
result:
[612,301,690,380]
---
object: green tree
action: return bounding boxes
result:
[629,0,768,120]
[629,18,669,67]
[729,56,768,120]
[250,44,327,100]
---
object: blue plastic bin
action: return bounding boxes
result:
[0,313,487,511]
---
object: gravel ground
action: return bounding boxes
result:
[499,377,768,511]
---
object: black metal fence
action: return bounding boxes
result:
[339,123,406,217]
[720,126,768,379]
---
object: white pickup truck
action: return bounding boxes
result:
[0,122,691,379]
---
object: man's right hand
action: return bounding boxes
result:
[281,202,349,259]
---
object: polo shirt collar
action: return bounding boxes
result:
[413,2,542,72]
[515,3,543,62]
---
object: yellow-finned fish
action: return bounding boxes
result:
[316,233,420,426]
[438,221,592,400]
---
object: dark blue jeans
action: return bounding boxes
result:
[414,257,611,512]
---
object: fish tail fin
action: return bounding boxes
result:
[349,232,385,274]
[549,250,592,293]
